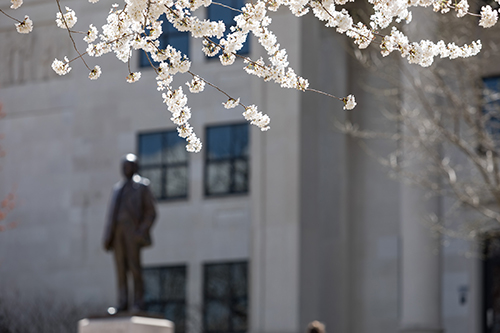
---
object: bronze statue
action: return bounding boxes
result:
[103,153,157,312]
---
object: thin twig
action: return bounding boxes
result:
[0,9,22,23]
[55,0,91,70]
[211,1,244,13]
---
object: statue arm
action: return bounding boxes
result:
[140,185,157,231]
[103,188,119,251]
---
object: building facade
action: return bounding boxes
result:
[0,1,499,333]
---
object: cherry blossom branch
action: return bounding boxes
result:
[55,0,90,70]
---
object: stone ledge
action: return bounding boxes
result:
[78,315,174,333]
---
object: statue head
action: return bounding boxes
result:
[306,321,325,333]
[121,153,138,180]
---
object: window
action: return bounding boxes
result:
[205,124,249,196]
[483,77,500,141]
[138,130,188,200]
[143,265,187,333]
[206,0,250,56]
[140,15,190,67]
[482,233,500,333]
[203,262,248,333]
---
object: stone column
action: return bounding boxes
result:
[400,184,442,333]
[399,8,443,332]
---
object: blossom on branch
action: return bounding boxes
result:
[89,65,101,80]
[186,76,205,93]
[51,57,71,75]
[56,7,77,29]
[223,98,240,109]
[479,5,498,28]
[126,72,141,83]
[6,0,500,151]
[84,24,98,43]
[15,15,32,34]
[243,105,270,131]
[455,0,469,17]
[10,0,22,10]
[343,95,356,110]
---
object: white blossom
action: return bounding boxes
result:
[479,5,498,28]
[202,40,220,57]
[10,0,22,9]
[56,7,77,29]
[186,134,202,152]
[186,76,205,93]
[243,105,270,131]
[126,72,141,83]
[343,94,356,110]
[89,65,102,80]
[15,16,32,34]
[220,52,236,66]
[223,98,240,109]
[455,0,469,17]
[84,24,98,43]
[51,57,72,75]
[86,42,111,57]
[177,124,194,138]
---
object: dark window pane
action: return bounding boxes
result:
[230,264,247,297]
[140,168,162,198]
[205,123,249,196]
[483,77,500,141]
[146,304,164,314]
[159,19,189,56]
[206,265,230,298]
[232,125,249,157]
[140,133,162,166]
[165,132,188,163]
[144,266,187,333]
[208,4,232,25]
[165,166,188,199]
[203,262,248,333]
[163,268,187,300]
[207,127,232,159]
[233,159,249,192]
[207,162,231,195]
[167,35,190,57]
[231,299,248,331]
[140,51,151,67]
[164,303,185,322]
[138,129,188,200]
[144,270,161,302]
[205,301,230,331]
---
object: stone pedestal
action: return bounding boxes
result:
[78,315,174,333]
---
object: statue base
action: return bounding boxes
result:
[78,314,174,333]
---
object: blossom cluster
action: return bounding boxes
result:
[380,27,481,67]
[4,0,500,151]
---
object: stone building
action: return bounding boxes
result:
[0,1,499,333]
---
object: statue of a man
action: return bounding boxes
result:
[103,153,157,312]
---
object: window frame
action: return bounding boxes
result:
[143,265,188,333]
[137,129,189,201]
[204,122,250,197]
[481,76,500,144]
[202,260,249,333]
